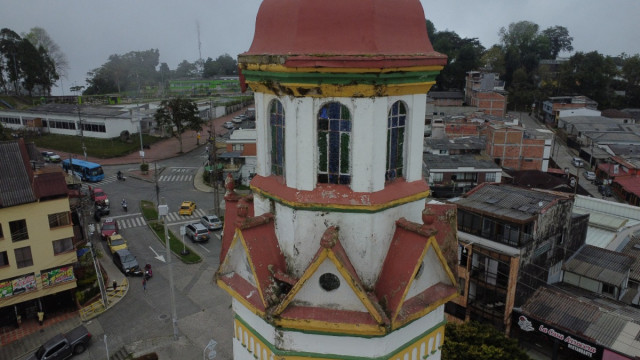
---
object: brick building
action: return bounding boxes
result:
[481,123,553,172]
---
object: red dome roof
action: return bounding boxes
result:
[245,0,438,56]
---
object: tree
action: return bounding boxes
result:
[558,51,618,108]
[541,26,573,59]
[203,54,238,78]
[0,28,22,94]
[174,60,197,79]
[22,27,69,81]
[428,26,484,90]
[84,49,160,95]
[154,97,204,153]
[442,321,530,360]
[499,21,550,85]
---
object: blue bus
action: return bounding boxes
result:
[61,159,105,182]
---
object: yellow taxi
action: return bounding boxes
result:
[107,234,128,254]
[179,201,196,216]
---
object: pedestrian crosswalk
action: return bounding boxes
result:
[164,208,206,223]
[117,216,147,230]
[158,167,196,182]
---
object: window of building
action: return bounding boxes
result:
[9,219,28,242]
[317,102,351,184]
[0,223,3,239]
[602,283,615,296]
[14,246,33,268]
[485,172,496,182]
[270,100,285,176]
[52,238,74,255]
[0,251,8,267]
[458,277,466,296]
[319,273,340,291]
[48,212,70,229]
[386,101,406,181]
[430,172,443,184]
[232,144,244,152]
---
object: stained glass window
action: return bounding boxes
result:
[270,100,285,176]
[386,101,406,181]
[318,102,351,184]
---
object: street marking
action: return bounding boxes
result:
[198,244,210,253]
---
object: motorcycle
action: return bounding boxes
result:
[117,172,126,181]
[144,264,153,280]
[121,199,128,212]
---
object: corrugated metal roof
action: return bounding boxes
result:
[621,234,640,283]
[585,227,616,248]
[563,245,634,286]
[450,183,565,222]
[573,208,629,231]
[522,285,640,355]
[0,140,36,207]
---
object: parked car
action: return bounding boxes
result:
[223,121,235,129]
[27,325,92,360]
[112,249,143,276]
[107,234,128,254]
[583,171,596,181]
[571,157,584,168]
[101,218,119,240]
[201,215,223,231]
[598,185,613,197]
[41,151,61,163]
[185,223,210,242]
[179,201,196,216]
[232,116,244,124]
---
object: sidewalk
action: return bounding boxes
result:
[0,107,253,360]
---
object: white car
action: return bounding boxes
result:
[232,116,244,124]
[41,151,61,163]
[223,121,235,129]
[583,171,596,181]
[201,215,223,231]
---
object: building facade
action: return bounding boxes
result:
[215,1,459,359]
[0,140,77,327]
[481,123,553,172]
[446,183,588,332]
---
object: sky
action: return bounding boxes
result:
[2,0,639,96]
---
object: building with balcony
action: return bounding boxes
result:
[0,139,76,328]
[446,183,588,332]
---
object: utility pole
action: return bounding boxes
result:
[158,201,179,340]
[77,105,87,160]
[82,199,107,308]
[208,104,221,216]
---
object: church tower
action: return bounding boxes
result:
[217,1,459,359]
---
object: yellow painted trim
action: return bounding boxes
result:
[392,291,459,331]
[274,317,386,336]
[250,186,431,213]
[327,251,384,324]
[245,63,444,74]
[246,81,436,98]
[426,237,459,286]
[391,241,429,324]
[273,249,328,314]
[217,279,266,318]
[236,229,269,307]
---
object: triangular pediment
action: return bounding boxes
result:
[405,240,454,299]
[219,230,257,287]
[272,227,388,334]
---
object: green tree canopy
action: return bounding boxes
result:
[154,97,204,153]
[203,54,238,77]
[85,49,160,95]
[558,51,619,108]
[442,321,530,360]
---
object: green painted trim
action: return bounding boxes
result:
[243,69,440,86]
[235,314,446,359]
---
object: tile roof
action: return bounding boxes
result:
[563,245,634,286]
[620,233,640,283]
[0,140,36,207]
[423,154,500,171]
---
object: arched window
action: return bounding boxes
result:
[386,101,406,180]
[270,100,285,176]
[317,102,351,184]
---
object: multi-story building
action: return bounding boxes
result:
[541,95,598,126]
[481,123,553,172]
[464,72,507,117]
[423,154,502,198]
[446,183,588,332]
[0,139,77,327]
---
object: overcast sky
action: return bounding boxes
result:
[2,0,639,96]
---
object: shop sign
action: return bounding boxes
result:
[11,274,37,295]
[41,266,75,287]
[517,315,602,359]
[0,280,12,298]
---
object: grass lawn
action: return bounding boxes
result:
[12,131,162,159]
[149,221,201,264]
